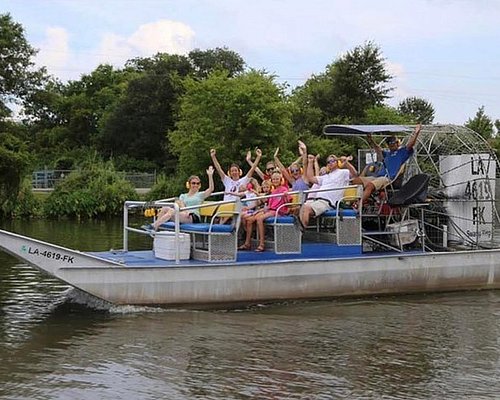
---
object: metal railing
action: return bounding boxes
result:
[118,172,157,188]
[32,170,72,189]
[32,169,157,189]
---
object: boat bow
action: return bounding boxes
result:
[0,229,120,278]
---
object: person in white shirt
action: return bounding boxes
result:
[299,143,357,229]
[307,166,327,199]
[210,148,262,202]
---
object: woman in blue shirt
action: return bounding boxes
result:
[152,166,215,231]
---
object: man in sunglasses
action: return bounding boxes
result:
[352,124,422,205]
[299,142,357,228]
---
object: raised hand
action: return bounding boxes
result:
[255,148,262,157]
[246,150,252,162]
[274,147,280,158]
[338,156,348,168]
[206,165,214,175]
[210,148,216,157]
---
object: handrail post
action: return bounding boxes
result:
[174,202,180,264]
[123,202,129,251]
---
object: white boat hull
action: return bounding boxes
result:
[65,251,500,305]
[1,229,500,307]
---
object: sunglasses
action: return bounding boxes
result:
[290,168,300,173]
[327,159,338,164]
[266,167,275,172]
[190,181,201,185]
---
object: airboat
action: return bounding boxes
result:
[1,124,499,308]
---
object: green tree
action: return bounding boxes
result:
[0,13,47,217]
[99,54,192,170]
[0,130,31,216]
[291,42,393,135]
[363,105,409,124]
[22,78,65,129]
[169,70,293,183]
[188,47,245,79]
[398,96,435,124]
[489,119,500,159]
[0,13,46,120]
[465,106,493,139]
[26,65,132,167]
[299,106,409,166]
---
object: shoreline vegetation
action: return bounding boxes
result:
[2,13,499,220]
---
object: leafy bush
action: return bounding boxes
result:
[54,156,75,170]
[44,159,136,218]
[11,179,43,218]
[144,173,182,201]
[0,178,43,219]
[0,133,32,217]
[111,154,160,173]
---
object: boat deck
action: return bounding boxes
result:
[89,242,419,268]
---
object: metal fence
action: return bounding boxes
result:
[32,169,157,189]
[32,170,72,189]
[119,172,157,188]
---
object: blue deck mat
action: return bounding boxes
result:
[90,250,194,267]
[236,243,361,262]
[90,242,363,267]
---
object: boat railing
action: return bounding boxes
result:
[237,184,361,206]
[125,183,362,228]
[127,181,454,257]
[123,184,364,260]
[124,195,242,262]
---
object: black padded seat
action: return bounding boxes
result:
[388,174,430,206]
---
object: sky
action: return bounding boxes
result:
[4,0,500,125]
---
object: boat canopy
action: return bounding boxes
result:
[323,124,413,136]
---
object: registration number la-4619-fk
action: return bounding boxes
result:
[21,245,75,263]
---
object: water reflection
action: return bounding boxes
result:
[1,290,500,398]
[2,217,152,252]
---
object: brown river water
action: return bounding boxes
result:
[1,219,500,399]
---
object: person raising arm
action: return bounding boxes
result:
[299,149,356,229]
[210,148,262,202]
[151,166,215,231]
[274,145,309,191]
[246,151,275,181]
[352,124,422,204]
